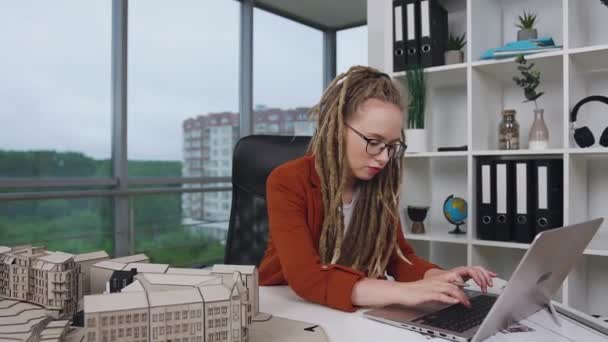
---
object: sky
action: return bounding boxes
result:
[0,0,367,161]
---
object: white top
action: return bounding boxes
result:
[342,187,359,236]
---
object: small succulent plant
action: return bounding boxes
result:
[447,32,466,51]
[516,11,538,30]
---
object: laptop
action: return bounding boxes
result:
[363,218,604,342]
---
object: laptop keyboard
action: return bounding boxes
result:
[412,295,497,333]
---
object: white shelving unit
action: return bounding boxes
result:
[369,0,608,317]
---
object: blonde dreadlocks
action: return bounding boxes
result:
[307,65,411,279]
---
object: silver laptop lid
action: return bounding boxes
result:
[473,217,604,342]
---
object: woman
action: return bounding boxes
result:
[258,65,496,312]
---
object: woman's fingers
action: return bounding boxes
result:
[475,266,495,287]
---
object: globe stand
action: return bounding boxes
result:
[449,223,466,235]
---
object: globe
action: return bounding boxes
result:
[443,194,467,234]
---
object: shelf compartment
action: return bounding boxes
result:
[568,154,608,257]
[472,149,566,156]
[408,240,468,270]
[404,226,469,244]
[470,0,564,62]
[400,158,469,237]
[567,51,608,149]
[568,255,608,316]
[471,54,564,151]
[404,151,468,158]
[568,0,608,49]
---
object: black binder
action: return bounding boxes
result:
[493,159,514,241]
[513,160,535,243]
[417,0,448,68]
[392,0,407,72]
[405,0,419,66]
[533,159,563,235]
[476,157,495,240]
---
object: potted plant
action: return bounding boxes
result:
[516,11,538,41]
[512,54,548,150]
[445,32,466,65]
[405,66,427,152]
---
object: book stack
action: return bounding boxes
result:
[480,37,562,60]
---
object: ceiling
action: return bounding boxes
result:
[238,0,367,31]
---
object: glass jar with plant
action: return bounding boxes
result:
[405,66,427,152]
[445,32,466,65]
[513,54,549,150]
[516,10,538,41]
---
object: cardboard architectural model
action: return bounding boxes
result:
[84,260,257,342]
[0,246,329,342]
[0,245,82,317]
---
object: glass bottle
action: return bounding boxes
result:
[528,108,549,150]
[498,109,520,150]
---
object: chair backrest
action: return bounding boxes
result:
[224,135,311,265]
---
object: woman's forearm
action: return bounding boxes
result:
[350,277,402,307]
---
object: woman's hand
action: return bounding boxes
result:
[425,266,498,293]
[395,273,474,308]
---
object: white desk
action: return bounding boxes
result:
[259,285,608,342]
[260,285,445,342]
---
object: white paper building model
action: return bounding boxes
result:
[0,245,82,318]
[84,263,257,342]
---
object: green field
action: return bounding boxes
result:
[0,150,226,267]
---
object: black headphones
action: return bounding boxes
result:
[570,95,608,148]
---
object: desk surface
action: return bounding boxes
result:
[259,284,608,342]
[259,285,443,342]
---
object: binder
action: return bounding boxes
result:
[405,0,419,66]
[533,159,563,235]
[513,160,535,243]
[476,158,495,240]
[392,0,407,72]
[417,0,448,68]
[493,160,514,241]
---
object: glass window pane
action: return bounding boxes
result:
[0,1,112,177]
[133,192,227,266]
[128,0,239,177]
[0,198,113,254]
[337,26,368,75]
[253,9,321,136]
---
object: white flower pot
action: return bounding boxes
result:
[405,129,428,153]
[444,50,464,65]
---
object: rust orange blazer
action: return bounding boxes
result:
[259,155,440,312]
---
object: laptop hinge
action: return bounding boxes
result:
[546,301,562,327]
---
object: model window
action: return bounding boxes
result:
[87,318,96,327]
[208,307,213,316]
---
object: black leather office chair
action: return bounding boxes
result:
[224,135,311,265]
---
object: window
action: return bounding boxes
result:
[133,193,227,267]
[253,9,320,137]
[0,198,112,255]
[0,1,112,178]
[87,318,96,327]
[128,0,239,176]
[337,26,368,75]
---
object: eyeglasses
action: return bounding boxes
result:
[345,123,407,159]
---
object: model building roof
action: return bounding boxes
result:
[198,284,232,302]
[93,260,128,271]
[147,288,203,307]
[110,253,149,264]
[0,246,10,254]
[167,267,212,276]
[121,279,145,292]
[74,251,110,262]
[84,292,149,313]
[125,262,168,274]
[212,264,256,275]
[143,273,220,287]
[38,251,74,264]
